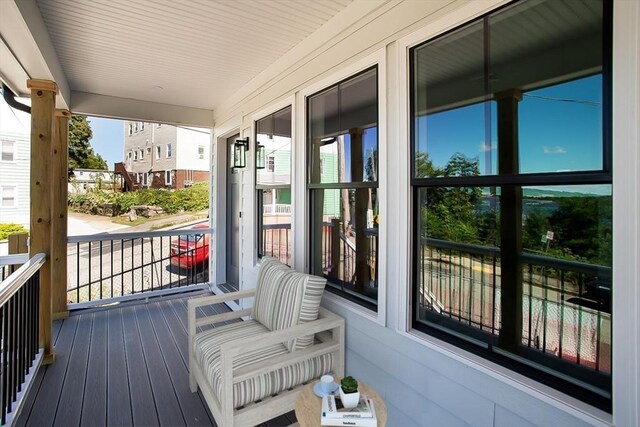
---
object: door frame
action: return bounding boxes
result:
[209,125,241,305]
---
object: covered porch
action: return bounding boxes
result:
[1,0,639,426]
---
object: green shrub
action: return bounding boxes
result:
[0,223,28,240]
[68,184,209,215]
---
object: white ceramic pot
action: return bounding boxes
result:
[339,387,360,409]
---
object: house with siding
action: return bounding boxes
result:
[0,1,638,426]
[122,120,210,189]
[0,96,30,229]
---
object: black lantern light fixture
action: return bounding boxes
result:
[233,137,249,169]
[256,144,266,169]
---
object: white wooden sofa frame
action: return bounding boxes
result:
[188,288,345,427]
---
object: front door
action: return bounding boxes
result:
[226,134,241,291]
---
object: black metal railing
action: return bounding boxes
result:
[261,223,291,265]
[67,226,212,306]
[0,253,45,425]
[417,238,611,373]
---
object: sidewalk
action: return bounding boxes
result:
[68,210,208,236]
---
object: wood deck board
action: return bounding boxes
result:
[16,291,297,427]
[133,304,185,426]
[25,315,79,427]
[53,313,93,427]
[121,305,160,426]
[106,307,133,426]
[146,302,214,426]
[80,310,108,426]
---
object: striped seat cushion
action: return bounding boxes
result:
[193,320,334,409]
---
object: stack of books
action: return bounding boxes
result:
[320,394,377,426]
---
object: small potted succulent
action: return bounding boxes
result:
[338,376,360,408]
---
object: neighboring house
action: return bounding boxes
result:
[122,121,210,189]
[68,168,114,194]
[0,97,30,229]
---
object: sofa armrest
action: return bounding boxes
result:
[188,289,256,335]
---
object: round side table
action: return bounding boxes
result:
[294,379,387,427]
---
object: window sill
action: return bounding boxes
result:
[398,328,613,427]
[322,291,383,327]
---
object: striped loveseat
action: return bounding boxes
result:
[188,258,345,427]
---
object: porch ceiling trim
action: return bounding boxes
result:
[71,91,214,128]
[1,0,70,109]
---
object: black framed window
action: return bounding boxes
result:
[307,67,379,311]
[256,106,292,265]
[410,0,612,411]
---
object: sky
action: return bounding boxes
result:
[418,75,603,176]
[87,116,124,168]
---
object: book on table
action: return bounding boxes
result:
[320,395,377,426]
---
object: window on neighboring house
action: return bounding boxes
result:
[139,149,144,160]
[1,186,16,207]
[157,123,162,128]
[156,146,161,160]
[266,156,275,173]
[146,147,151,156]
[307,66,379,311]
[128,124,133,135]
[255,106,292,265]
[198,145,205,159]
[143,172,148,186]
[165,170,172,185]
[410,0,611,410]
[166,144,172,158]
[134,150,138,161]
[134,122,139,132]
[140,122,145,131]
[1,140,15,162]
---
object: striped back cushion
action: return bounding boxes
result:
[288,272,327,351]
[252,257,295,329]
[252,257,327,352]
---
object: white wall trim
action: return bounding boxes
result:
[612,0,640,425]
[299,48,387,327]
[210,122,241,288]
[250,95,296,269]
[71,91,214,128]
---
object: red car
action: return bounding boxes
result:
[170,223,210,269]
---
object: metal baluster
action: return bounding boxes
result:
[76,242,80,303]
[542,270,548,354]
[110,240,114,298]
[121,239,125,297]
[2,303,8,424]
[528,264,533,347]
[577,273,583,365]
[131,238,135,294]
[88,241,92,302]
[559,270,565,359]
[99,240,103,300]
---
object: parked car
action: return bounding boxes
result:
[170,223,210,270]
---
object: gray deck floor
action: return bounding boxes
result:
[16,290,296,427]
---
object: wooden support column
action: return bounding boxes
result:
[27,79,58,365]
[495,89,523,352]
[52,109,70,320]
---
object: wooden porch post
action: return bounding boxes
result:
[52,109,70,320]
[27,79,58,364]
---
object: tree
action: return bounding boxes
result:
[68,115,107,175]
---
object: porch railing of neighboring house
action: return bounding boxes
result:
[417,238,612,375]
[67,226,213,308]
[321,222,378,297]
[262,204,292,215]
[261,223,291,265]
[0,253,45,425]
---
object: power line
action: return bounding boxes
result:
[523,93,600,107]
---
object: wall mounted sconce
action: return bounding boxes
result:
[256,144,266,169]
[233,137,249,169]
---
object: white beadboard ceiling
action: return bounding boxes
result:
[34,0,352,111]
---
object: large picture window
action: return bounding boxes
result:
[256,106,292,265]
[308,67,379,310]
[410,0,612,410]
